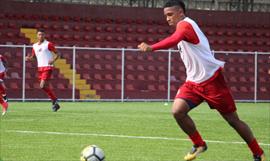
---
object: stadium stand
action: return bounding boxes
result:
[0,0,269,100]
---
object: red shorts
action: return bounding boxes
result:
[175,69,236,114]
[0,72,5,80]
[38,70,52,81]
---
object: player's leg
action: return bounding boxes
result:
[0,73,8,102]
[204,71,265,161]
[0,82,8,102]
[39,70,60,112]
[172,98,204,144]
[221,112,265,161]
[172,99,207,161]
[0,96,8,116]
[173,84,207,161]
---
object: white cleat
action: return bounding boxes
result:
[2,111,6,116]
[1,102,8,116]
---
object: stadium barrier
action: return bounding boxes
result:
[0,44,269,102]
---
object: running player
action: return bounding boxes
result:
[26,29,60,112]
[138,0,265,161]
[0,54,8,115]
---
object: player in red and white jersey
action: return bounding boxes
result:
[0,54,8,115]
[26,29,60,112]
[138,1,265,161]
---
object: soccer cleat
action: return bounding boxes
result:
[52,99,60,112]
[254,153,266,161]
[1,102,8,116]
[184,144,207,161]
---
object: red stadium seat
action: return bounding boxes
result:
[147,28,155,34]
[158,75,167,81]
[73,35,80,41]
[136,65,145,71]
[82,73,91,80]
[115,26,122,33]
[25,83,31,89]
[94,54,103,60]
[115,84,121,90]
[33,83,40,89]
[157,66,167,72]
[147,85,157,91]
[8,82,19,89]
[104,84,113,90]
[230,86,238,92]
[115,36,124,42]
[10,72,20,79]
[115,74,122,80]
[126,64,135,71]
[93,64,103,70]
[57,83,66,89]
[105,26,113,32]
[126,74,135,80]
[84,25,91,31]
[62,24,70,31]
[146,55,154,62]
[25,72,32,79]
[84,35,91,41]
[94,74,103,80]
[137,74,145,81]
[158,85,167,91]
[147,65,156,71]
[94,26,102,32]
[126,84,135,91]
[93,84,102,90]
[104,74,114,80]
[73,25,80,31]
[147,75,156,81]
[104,64,113,70]
[239,86,249,93]
[126,27,134,33]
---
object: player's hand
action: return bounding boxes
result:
[48,59,55,65]
[25,56,31,61]
[138,42,152,52]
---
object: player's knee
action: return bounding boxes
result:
[40,83,45,89]
[172,100,190,119]
[171,105,187,119]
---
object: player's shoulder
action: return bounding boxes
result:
[177,17,198,29]
[33,42,39,47]
[47,40,55,46]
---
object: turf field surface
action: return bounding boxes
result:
[0,102,269,161]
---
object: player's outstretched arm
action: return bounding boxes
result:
[25,55,35,61]
[138,22,190,52]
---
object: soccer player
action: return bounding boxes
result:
[138,1,265,161]
[26,29,60,112]
[0,54,9,115]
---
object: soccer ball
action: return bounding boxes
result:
[80,145,105,161]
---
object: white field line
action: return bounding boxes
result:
[5,130,270,147]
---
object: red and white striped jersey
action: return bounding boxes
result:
[32,40,56,71]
